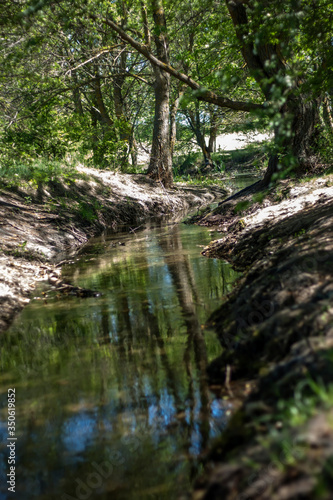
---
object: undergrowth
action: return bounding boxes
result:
[0,158,87,188]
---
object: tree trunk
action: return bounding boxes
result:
[72,70,83,115]
[113,47,129,142]
[89,98,100,161]
[129,133,138,167]
[89,68,115,166]
[195,104,212,166]
[263,96,321,185]
[323,96,333,135]
[208,111,218,153]
[146,0,173,188]
[93,67,114,129]
[186,107,212,166]
[208,130,217,154]
[197,134,212,166]
[170,88,183,158]
[147,66,173,187]
[113,78,125,126]
[113,60,131,167]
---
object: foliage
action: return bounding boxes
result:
[77,201,98,222]
[0,157,84,188]
[0,0,332,183]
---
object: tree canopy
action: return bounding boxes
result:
[1,0,332,187]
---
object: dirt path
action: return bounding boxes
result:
[0,167,225,333]
[191,175,333,500]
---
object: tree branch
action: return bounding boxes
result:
[65,46,122,75]
[89,13,264,112]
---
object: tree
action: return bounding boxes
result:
[91,0,333,187]
[182,100,213,166]
[145,0,173,187]
[224,0,322,184]
[0,1,152,168]
[1,0,332,189]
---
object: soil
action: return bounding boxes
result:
[2,165,333,499]
[0,166,226,334]
[189,174,333,500]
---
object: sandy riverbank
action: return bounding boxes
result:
[0,167,226,333]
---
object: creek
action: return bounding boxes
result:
[0,178,257,499]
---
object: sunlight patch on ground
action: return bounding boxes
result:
[0,282,14,298]
[136,132,272,165]
[214,132,271,151]
[245,181,333,228]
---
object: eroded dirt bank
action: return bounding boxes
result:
[0,166,226,333]
[192,175,333,500]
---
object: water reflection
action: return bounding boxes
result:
[0,222,239,499]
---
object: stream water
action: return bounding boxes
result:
[0,202,245,499]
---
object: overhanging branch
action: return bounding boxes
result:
[89,13,264,112]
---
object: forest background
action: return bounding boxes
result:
[1,0,333,191]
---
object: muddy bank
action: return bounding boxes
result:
[0,166,226,333]
[191,175,333,499]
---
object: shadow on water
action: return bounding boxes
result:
[0,220,240,500]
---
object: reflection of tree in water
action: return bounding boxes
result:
[92,227,215,465]
[158,225,211,469]
[93,225,231,466]
[0,224,237,499]
[96,249,185,428]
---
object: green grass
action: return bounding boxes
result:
[172,142,269,180]
[174,174,226,186]
[0,158,86,187]
[77,202,98,222]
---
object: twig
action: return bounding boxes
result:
[129,225,143,233]
[65,46,121,75]
[159,181,173,204]
[6,221,22,231]
[225,364,234,397]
